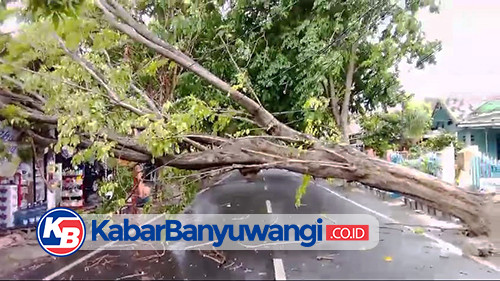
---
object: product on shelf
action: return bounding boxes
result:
[60,167,84,208]
[0,183,18,228]
[13,202,47,228]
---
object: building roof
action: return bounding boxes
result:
[475,100,500,114]
[427,93,500,125]
[457,99,500,128]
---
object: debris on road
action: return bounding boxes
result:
[0,232,25,249]
[316,256,335,261]
[223,261,235,269]
[84,254,118,272]
[198,249,226,266]
[115,271,146,280]
[462,238,495,257]
[414,227,426,234]
[439,250,450,258]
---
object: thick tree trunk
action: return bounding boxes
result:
[0,94,490,236]
[153,138,488,236]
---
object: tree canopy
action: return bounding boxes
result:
[0,0,491,236]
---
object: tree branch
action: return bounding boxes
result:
[218,34,262,106]
[130,83,162,118]
[1,75,46,104]
[0,87,44,112]
[182,137,208,151]
[95,0,306,139]
[54,34,150,117]
[326,76,341,127]
[0,98,57,124]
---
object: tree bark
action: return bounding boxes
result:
[326,76,342,129]
[155,138,489,236]
[339,42,358,143]
[0,99,490,236]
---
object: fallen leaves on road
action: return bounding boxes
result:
[384,256,393,262]
[414,227,425,234]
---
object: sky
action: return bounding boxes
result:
[398,0,500,100]
[2,0,500,101]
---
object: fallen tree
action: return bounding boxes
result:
[0,0,490,236]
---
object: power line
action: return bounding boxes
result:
[266,0,393,83]
[195,0,300,59]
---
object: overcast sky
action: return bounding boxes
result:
[399,0,500,100]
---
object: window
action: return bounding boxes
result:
[462,134,475,143]
[447,120,453,126]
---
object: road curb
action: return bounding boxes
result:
[354,182,458,222]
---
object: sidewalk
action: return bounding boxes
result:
[0,230,51,278]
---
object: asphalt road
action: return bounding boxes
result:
[8,169,500,280]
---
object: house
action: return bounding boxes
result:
[457,100,500,159]
[427,94,500,159]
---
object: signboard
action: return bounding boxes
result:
[0,126,22,177]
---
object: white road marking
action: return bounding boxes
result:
[293,174,500,272]
[43,214,164,280]
[266,200,273,214]
[315,183,464,256]
[273,258,287,280]
[264,185,268,191]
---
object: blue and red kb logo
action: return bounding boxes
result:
[36,208,86,257]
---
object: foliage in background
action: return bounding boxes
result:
[400,100,432,142]
[360,99,432,156]
[420,133,464,152]
[402,152,441,176]
[218,0,441,141]
[95,165,133,214]
[156,167,200,214]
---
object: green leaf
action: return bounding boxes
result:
[295,174,311,208]
[414,227,425,235]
